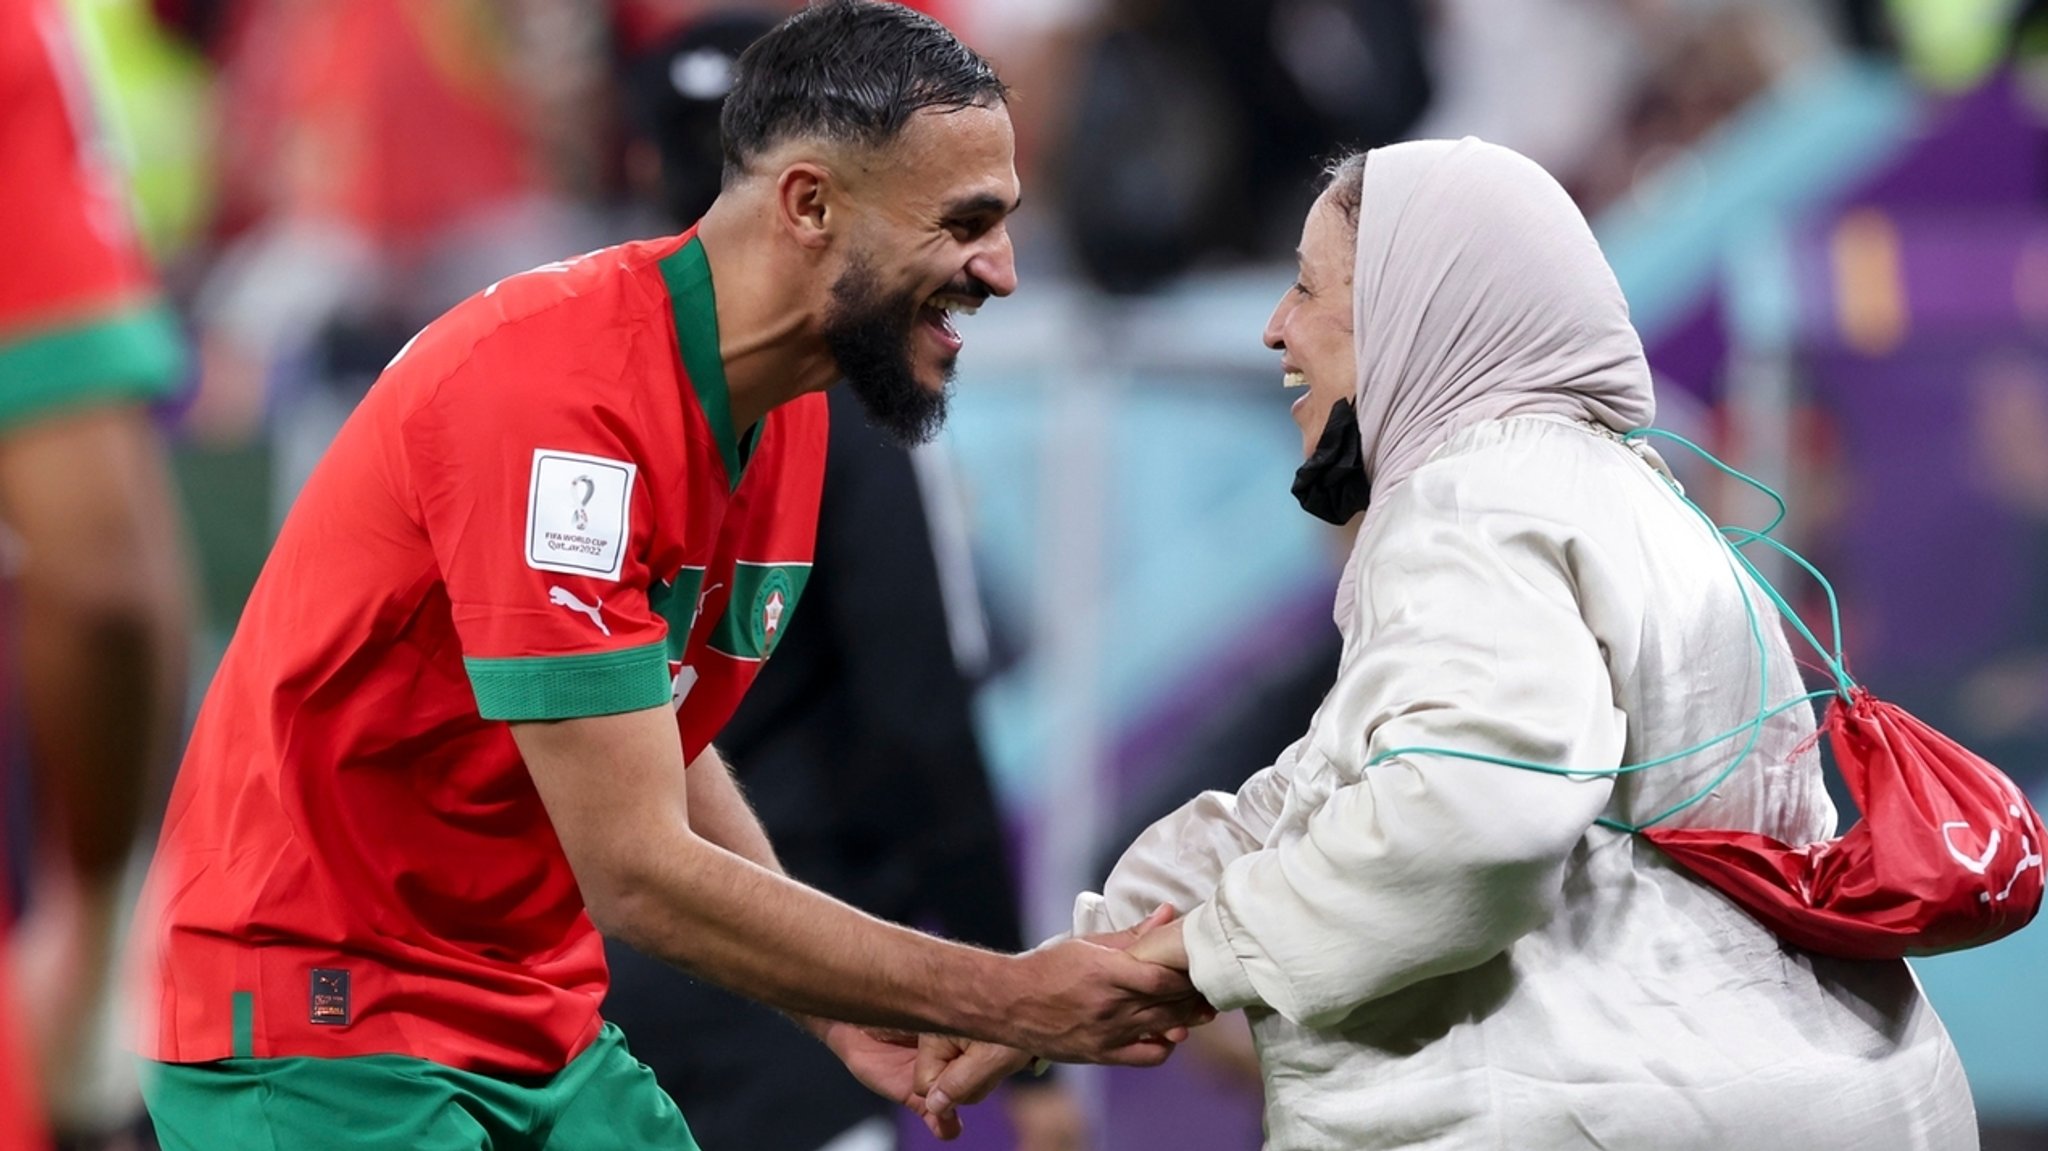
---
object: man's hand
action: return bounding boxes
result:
[990,903,1212,1064]
[822,1022,925,1110]
[915,906,1208,1138]
[991,937,1204,1062]
[914,1034,1028,1140]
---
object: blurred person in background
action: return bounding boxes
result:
[602,15,1088,1151]
[0,0,193,1147]
[168,0,1003,473]
[162,0,621,522]
[132,5,1203,1149]
[1418,0,1832,216]
[1567,3,1817,214]
[918,139,1976,1151]
[1052,0,1433,292]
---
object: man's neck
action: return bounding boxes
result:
[693,203,840,434]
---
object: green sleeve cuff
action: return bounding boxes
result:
[0,301,187,429]
[464,642,671,721]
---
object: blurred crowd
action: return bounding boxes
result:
[9,0,2048,1149]
[70,0,2035,470]
[85,0,1923,447]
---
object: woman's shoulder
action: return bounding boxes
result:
[1394,414,1636,524]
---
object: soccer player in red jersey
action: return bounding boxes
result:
[135,4,1204,1147]
[0,1,190,1144]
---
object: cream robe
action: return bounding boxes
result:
[1078,415,1977,1151]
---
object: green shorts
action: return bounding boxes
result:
[140,1024,700,1151]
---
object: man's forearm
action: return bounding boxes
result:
[516,709,1202,1064]
[520,712,1003,1038]
[603,819,1008,1038]
[682,746,849,1042]
[684,745,785,874]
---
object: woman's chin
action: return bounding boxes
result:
[1293,409,1326,457]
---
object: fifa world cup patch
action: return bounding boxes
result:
[525,449,636,580]
[310,968,352,1026]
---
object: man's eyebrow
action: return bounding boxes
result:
[942,192,1021,219]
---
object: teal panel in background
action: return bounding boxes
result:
[1914,917,2048,1120]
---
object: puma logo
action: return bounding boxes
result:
[1944,811,2046,903]
[1942,821,1999,875]
[548,586,610,636]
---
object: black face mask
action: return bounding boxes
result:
[1291,399,1371,524]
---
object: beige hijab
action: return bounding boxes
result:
[1349,138,1657,499]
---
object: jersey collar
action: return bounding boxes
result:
[659,233,757,491]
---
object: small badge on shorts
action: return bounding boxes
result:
[310,968,351,1026]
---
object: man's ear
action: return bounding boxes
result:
[775,162,837,251]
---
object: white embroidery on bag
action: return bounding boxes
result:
[1994,805,2043,903]
[1941,821,1999,875]
[1946,806,2046,904]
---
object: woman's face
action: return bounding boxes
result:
[1264,188,1359,458]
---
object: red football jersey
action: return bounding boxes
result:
[137,230,826,1074]
[0,0,155,336]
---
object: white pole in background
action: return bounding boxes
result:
[1725,218,1798,590]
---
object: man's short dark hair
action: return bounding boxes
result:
[719,0,1008,183]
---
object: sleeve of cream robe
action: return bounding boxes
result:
[1179,469,1626,1028]
[1072,740,1304,938]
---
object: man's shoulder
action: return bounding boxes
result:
[467,236,682,331]
[379,238,691,433]
[390,237,684,388]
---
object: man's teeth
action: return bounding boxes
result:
[929,296,982,317]
[1283,371,1308,389]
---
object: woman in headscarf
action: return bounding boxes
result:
[921,138,1978,1149]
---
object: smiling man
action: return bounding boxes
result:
[132,4,1206,1149]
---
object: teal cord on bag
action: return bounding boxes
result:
[1629,428,1856,699]
[1360,426,1857,834]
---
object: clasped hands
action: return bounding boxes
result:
[891,904,1207,1140]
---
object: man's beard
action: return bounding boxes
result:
[824,253,953,446]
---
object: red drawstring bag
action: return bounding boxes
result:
[1645,688,2047,960]
[1391,431,2048,961]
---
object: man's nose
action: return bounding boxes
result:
[969,228,1018,298]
